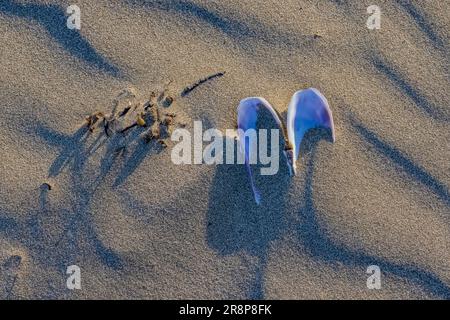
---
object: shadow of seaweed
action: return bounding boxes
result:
[372,56,449,122]
[0,233,20,294]
[349,117,450,207]
[0,0,122,77]
[0,253,21,300]
[124,0,311,49]
[37,126,90,178]
[396,0,446,50]
[59,193,124,270]
[297,135,450,299]
[113,137,163,187]
[0,186,122,297]
[33,124,129,270]
[44,119,166,270]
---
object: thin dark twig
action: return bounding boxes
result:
[181,71,226,97]
[103,118,111,137]
[119,106,132,118]
[120,122,138,134]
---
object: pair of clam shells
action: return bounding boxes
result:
[237,88,335,204]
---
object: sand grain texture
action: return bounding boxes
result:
[0,0,449,299]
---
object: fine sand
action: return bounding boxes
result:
[0,0,449,299]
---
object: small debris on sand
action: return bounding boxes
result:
[161,96,174,108]
[143,131,154,144]
[163,114,176,126]
[118,104,132,118]
[81,86,184,150]
[136,113,146,127]
[85,112,104,132]
[151,123,161,139]
[158,140,168,148]
[41,182,52,191]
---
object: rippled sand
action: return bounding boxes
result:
[0,0,449,299]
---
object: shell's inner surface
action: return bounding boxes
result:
[237,97,286,205]
[287,88,335,164]
[236,89,335,204]
[237,97,283,160]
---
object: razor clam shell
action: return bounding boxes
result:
[237,97,285,205]
[287,88,335,164]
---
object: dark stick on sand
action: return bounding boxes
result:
[103,118,111,137]
[181,71,226,97]
[120,122,138,134]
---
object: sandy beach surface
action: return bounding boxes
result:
[0,0,449,299]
